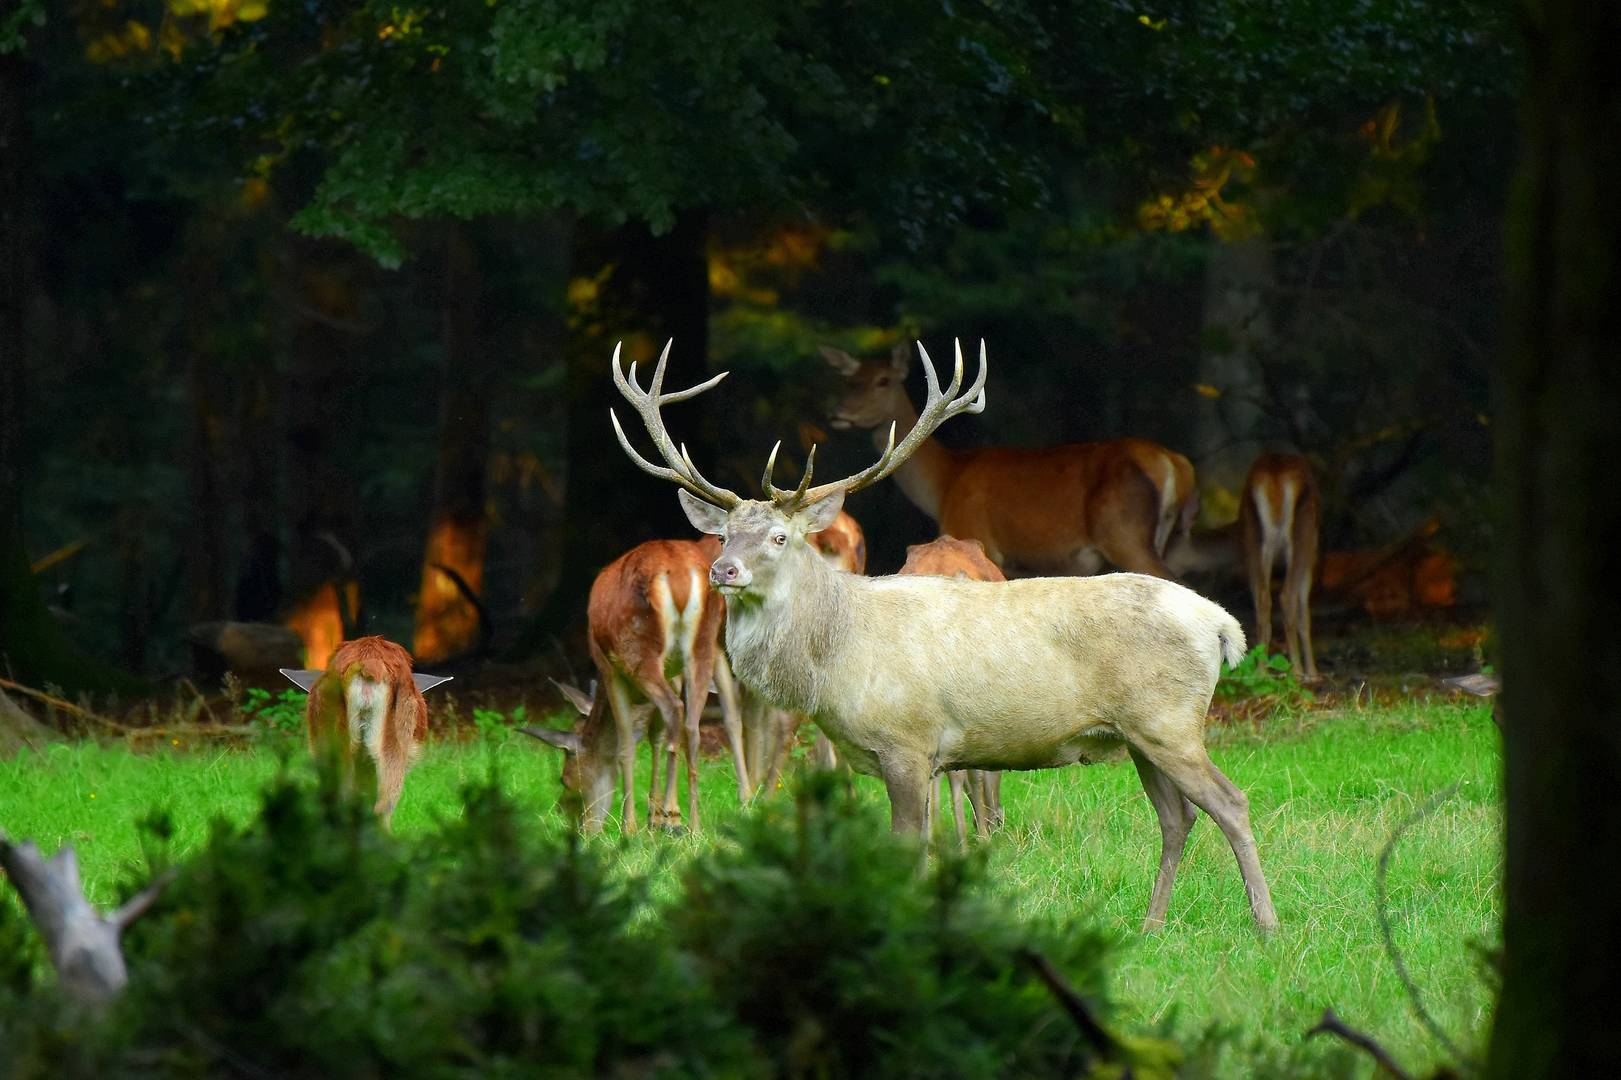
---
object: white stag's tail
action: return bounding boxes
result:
[1217,609,1248,669]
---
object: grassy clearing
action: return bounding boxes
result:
[0,699,1499,1073]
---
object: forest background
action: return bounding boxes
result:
[0,0,1514,691]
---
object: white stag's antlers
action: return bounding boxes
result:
[610,338,986,511]
[609,341,743,509]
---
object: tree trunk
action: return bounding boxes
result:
[484,216,573,624]
[413,226,495,663]
[1195,237,1274,493]
[1487,2,1621,1074]
[234,324,284,623]
[282,247,364,668]
[516,212,712,652]
[183,233,233,625]
[0,50,131,696]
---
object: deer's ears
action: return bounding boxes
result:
[818,345,861,376]
[518,726,585,754]
[550,677,597,717]
[679,489,729,535]
[889,342,912,374]
[793,490,845,535]
[280,669,322,692]
[280,668,452,694]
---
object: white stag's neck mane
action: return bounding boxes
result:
[722,541,854,715]
[876,392,956,522]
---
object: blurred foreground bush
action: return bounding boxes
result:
[0,768,1131,1078]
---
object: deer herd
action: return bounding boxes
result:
[292,338,1321,934]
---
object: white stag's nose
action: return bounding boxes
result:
[710,557,750,589]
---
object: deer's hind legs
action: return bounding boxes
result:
[1132,743,1279,932]
[1129,747,1199,930]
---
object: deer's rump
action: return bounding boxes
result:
[937,439,1184,568]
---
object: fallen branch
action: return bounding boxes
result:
[123,724,258,741]
[0,676,133,733]
[0,833,176,1003]
[1307,1008,1415,1080]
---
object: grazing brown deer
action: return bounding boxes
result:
[898,536,1007,844]
[822,343,1196,578]
[520,538,749,834]
[284,636,448,829]
[610,339,1278,931]
[1166,453,1320,678]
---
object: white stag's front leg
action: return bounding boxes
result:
[878,751,932,834]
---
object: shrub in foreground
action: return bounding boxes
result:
[0,763,1146,1077]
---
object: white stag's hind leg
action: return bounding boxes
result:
[1135,743,1280,932]
[1129,747,1199,930]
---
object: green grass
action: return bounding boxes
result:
[0,700,1500,1074]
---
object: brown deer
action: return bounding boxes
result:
[284,636,449,829]
[610,339,1279,931]
[822,343,1196,578]
[898,536,1006,844]
[1166,453,1320,678]
[520,538,749,834]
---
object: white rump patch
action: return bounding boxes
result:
[1154,457,1178,555]
[345,676,391,760]
[654,570,708,679]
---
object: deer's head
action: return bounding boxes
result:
[519,679,619,833]
[608,340,987,603]
[822,343,913,431]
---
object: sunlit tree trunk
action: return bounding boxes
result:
[413,226,494,663]
[1487,2,1621,1074]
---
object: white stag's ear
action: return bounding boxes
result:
[412,673,454,694]
[794,490,845,535]
[518,726,585,754]
[889,342,912,374]
[818,345,861,376]
[678,489,729,535]
[279,669,322,693]
[549,677,596,717]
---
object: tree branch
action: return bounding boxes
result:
[0,834,173,1003]
[1306,1008,1416,1080]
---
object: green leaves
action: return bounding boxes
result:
[0,0,45,55]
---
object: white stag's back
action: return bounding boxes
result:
[726,556,1242,776]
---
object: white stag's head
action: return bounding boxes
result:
[608,339,986,602]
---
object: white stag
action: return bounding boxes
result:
[608,340,1279,931]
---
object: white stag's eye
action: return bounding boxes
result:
[771,532,788,546]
